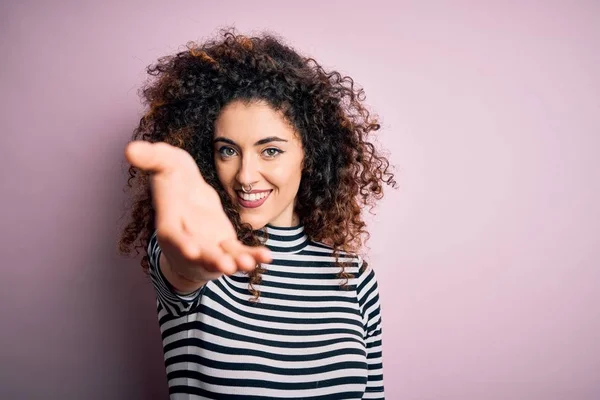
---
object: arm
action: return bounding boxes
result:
[127,141,271,317]
[156,244,210,294]
[357,259,385,399]
[147,230,209,317]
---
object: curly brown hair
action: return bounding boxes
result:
[118,28,397,301]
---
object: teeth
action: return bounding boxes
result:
[240,191,269,201]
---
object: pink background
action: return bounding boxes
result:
[1,1,599,399]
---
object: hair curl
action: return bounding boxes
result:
[118,28,397,301]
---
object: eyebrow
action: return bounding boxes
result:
[213,136,288,146]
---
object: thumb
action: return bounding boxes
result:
[125,141,173,174]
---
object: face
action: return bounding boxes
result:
[213,100,305,230]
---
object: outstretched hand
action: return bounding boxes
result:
[125,141,272,283]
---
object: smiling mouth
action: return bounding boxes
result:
[236,190,272,209]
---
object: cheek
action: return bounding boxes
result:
[214,163,224,183]
[215,159,232,178]
[215,161,236,192]
[270,162,303,191]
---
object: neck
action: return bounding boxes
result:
[266,212,300,228]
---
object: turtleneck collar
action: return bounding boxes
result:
[255,223,310,253]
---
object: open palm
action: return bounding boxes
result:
[125,141,271,282]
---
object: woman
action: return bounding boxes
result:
[120,28,395,399]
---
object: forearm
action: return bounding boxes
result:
[159,251,209,294]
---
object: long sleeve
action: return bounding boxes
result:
[146,230,205,317]
[357,258,385,399]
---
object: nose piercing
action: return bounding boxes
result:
[242,184,253,194]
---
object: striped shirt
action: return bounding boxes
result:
[147,223,385,399]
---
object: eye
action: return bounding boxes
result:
[262,148,284,158]
[218,146,237,158]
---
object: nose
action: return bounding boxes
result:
[236,154,260,188]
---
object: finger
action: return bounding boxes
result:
[199,243,237,275]
[243,245,272,264]
[216,253,237,275]
[235,253,256,272]
[220,239,257,272]
[125,141,175,174]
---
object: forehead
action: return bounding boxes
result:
[214,100,298,142]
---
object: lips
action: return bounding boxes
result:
[236,189,272,209]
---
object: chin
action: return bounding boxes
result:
[239,214,268,231]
